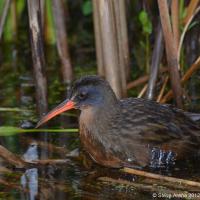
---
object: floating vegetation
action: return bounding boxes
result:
[0,107,30,112]
[0,126,78,136]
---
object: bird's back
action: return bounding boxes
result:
[107,98,200,168]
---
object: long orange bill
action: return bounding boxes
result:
[36,99,75,128]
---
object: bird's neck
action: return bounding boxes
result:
[79,101,121,158]
[79,101,120,134]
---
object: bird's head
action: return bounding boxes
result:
[36,75,118,127]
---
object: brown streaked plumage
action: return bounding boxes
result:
[36,75,200,169]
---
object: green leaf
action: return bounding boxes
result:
[45,0,56,44]
[139,10,152,35]
[188,21,199,30]
[0,126,22,136]
[82,0,92,16]
[0,107,29,112]
[179,0,187,20]
[16,0,25,19]
[3,8,13,41]
[0,1,5,12]
[0,126,78,136]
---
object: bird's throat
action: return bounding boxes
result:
[79,103,120,134]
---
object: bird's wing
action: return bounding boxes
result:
[108,98,200,166]
[161,103,200,122]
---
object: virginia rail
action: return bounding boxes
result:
[36,75,200,169]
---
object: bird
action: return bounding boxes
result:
[36,75,200,169]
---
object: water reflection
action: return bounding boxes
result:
[21,142,38,200]
[150,147,176,168]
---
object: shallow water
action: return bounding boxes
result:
[0,45,200,200]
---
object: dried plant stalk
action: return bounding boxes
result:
[158,0,183,108]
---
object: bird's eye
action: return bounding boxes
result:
[78,92,87,100]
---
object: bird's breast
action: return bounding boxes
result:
[79,122,122,168]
